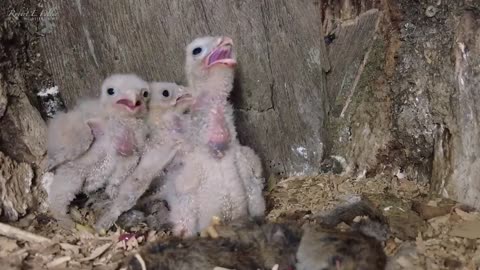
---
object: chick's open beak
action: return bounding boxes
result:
[116,91,143,111]
[206,37,237,67]
[175,93,193,106]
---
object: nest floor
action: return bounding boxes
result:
[1,174,479,270]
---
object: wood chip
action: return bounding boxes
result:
[46,256,71,268]
[412,201,452,220]
[0,222,52,244]
[76,228,96,240]
[59,243,80,255]
[0,236,19,254]
[115,240,127,250]
[396,256,414,268]
[427,200,438,207]
[415,233,427,254]
[78,242,112,262]
[454,208,477,221]
[450,220,480,239]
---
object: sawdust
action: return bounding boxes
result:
[1,174,479,269]
[268,174,480,270]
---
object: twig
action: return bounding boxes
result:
[0,222,52,243]
[134,253,147,270]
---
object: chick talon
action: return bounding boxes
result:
[211,216,221,225]
[201,216,221,239]
[206,225,219,239]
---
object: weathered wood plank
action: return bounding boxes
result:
[40,0,329,177]
[442,11,480,208]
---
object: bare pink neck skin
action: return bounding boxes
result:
[191,67,234,159]
[207,105,230,158]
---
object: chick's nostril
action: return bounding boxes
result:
[135,101,141,106]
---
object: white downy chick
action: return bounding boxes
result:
[47,74,150,229]
[188,36,265,217]
[93,81,192,231]
[165,36,259,237]
[190,37,265,217]
[82,74,150,198]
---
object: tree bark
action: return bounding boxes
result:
[40,0,330,177]
[0,0,51,221]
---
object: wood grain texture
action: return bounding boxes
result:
[326,9,379,111]
[447,11,480,208]
[39,0,329,177]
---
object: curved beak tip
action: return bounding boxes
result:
[220,36,234,46]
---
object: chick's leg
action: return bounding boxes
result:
[236,146,266,218]
[47,166,84,229]
[82,154,113,194]
[94,147,177,231]
[164,167,199,238]
[105,155,140,199]
[168,194,198,238]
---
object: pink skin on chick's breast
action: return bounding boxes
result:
[114,127,135,156]
[207,105,231,158]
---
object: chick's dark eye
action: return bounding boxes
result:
[107,88,115,95]
[143,91,149,98]
[192,47,202,55]
[162,90,170,97]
